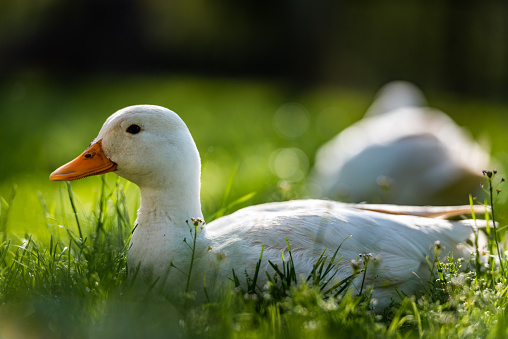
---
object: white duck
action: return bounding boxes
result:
[50,105,485,309]
[310,81,490,205]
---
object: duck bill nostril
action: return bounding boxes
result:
[49,139,117,181]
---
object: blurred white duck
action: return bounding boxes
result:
[310,81,490,205]
[50,105,485,309]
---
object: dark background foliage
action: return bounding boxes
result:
[2,0,507,100]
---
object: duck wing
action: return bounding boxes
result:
[347,202,486,219]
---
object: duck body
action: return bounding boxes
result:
[129,198,476,308]
[50,105,484,310]
[310,81,490,205]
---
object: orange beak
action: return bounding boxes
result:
[49,139,118,181]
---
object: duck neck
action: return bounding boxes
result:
[137,185,204,231]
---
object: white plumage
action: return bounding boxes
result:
[50,104,485,310]
[310,81,490,205]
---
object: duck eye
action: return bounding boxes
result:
[126,124,141,134]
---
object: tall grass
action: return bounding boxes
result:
[0,170,506,338]
[1,76,508,337]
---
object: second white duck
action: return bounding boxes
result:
[309,81,490,205]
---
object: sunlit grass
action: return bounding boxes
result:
[1,74,508,337]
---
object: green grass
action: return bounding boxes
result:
[1,74,508,338]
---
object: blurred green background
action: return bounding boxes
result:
[2,0,508,97]
[1,0,508,237]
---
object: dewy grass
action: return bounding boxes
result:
[1,172,508,338]
[0,185,17,243]
[184,217,206,294]
[231,236,360,305]
[482,169,505,275]
[65,181,83,240]
[3,77,508,337]
[0,181,129,333]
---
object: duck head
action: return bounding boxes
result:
[50,105,202,217]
